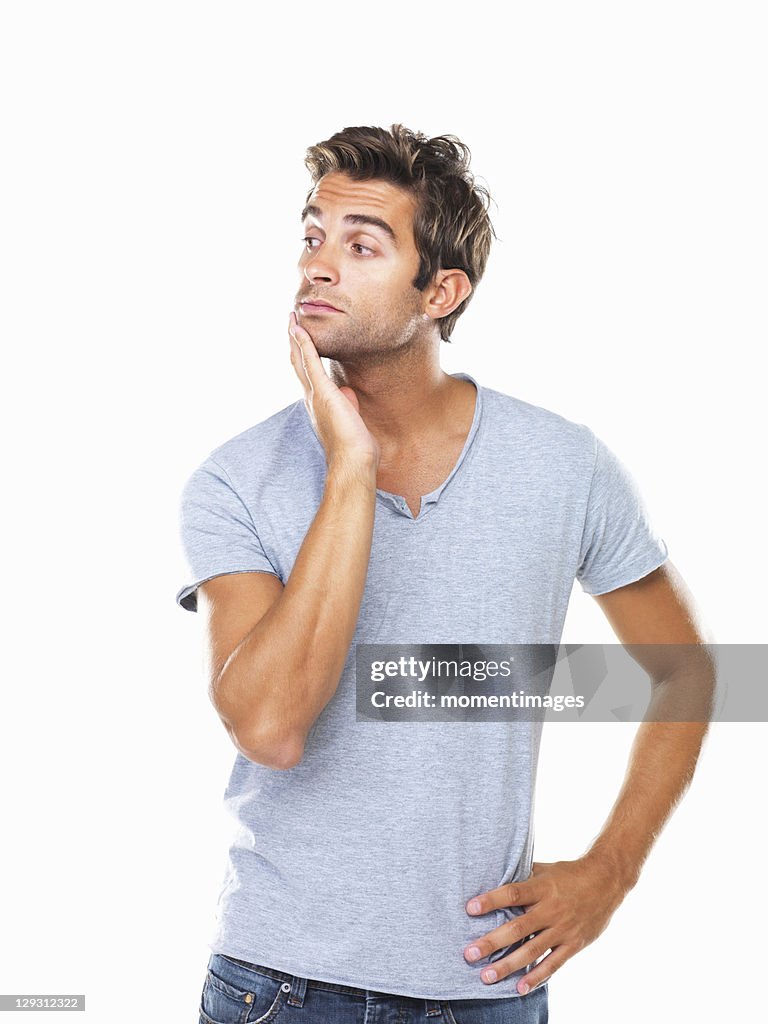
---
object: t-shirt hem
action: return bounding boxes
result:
[580,546,669,597]
[209,940,531,1001]
[176,567,282,612]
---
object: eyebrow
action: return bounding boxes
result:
[300,204,399,247]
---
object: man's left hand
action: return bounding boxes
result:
[463,855,632,993]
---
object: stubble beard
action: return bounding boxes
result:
[306,296,428,364]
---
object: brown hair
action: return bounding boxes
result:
[304,124,496,342]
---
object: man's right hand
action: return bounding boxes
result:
[288,312,380,476]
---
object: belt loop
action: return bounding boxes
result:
[424,998,443,1016]
[286,973,307,1007]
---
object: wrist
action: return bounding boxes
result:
[582,844,641,896]
[326,455,378,493]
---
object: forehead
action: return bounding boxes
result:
[306,172,416,228]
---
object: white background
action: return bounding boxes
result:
[1,1,765,1020]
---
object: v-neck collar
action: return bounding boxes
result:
[374,372,482,521]
[301,371,484,522]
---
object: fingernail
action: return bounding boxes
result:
[482,969,497,983]
[465,946,481,962]
[467,900,481,914]
[518,982,530,995]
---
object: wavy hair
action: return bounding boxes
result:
[304,124,496,342]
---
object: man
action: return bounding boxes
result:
[177,124,712,1023]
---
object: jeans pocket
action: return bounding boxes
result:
[445,984,549,1024]
[199,954,291,1024]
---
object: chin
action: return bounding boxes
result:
[301,324,353,360]
[314,344,352,361]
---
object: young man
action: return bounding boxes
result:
[177,124,711,1023]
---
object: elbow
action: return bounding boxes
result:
[233,726,305,770]
[247,743,305,771]
[211,676,305,770]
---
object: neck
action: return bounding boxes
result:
[327,338,460,449]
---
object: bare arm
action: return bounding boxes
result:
[198,315,380,770]
[583,559,715,886]
[461,560,716,993]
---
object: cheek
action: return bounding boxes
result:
[355,263,412,294]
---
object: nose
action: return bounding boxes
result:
[303,246,340,287]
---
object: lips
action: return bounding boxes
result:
[300,299,342,312]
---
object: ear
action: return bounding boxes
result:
[422,269,472,321]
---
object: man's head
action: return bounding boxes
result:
[294,124,495,361]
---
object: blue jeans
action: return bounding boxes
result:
[198,953,549,1023]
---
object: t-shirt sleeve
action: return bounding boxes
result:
[175,456,281,613]
[576,430,669,596]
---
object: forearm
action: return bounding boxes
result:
[218,460,376,762]
[583,658,714,889]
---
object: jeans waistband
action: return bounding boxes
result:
[219,954,411,1001]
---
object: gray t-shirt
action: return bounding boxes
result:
[176,372,668,1000]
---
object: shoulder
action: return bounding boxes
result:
[205,399,320,476]
[208,399,310,465]
[478,383,596,465]
[181,399,323,504]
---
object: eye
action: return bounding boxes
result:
[350,243,375,256]
[302,236,321,251]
